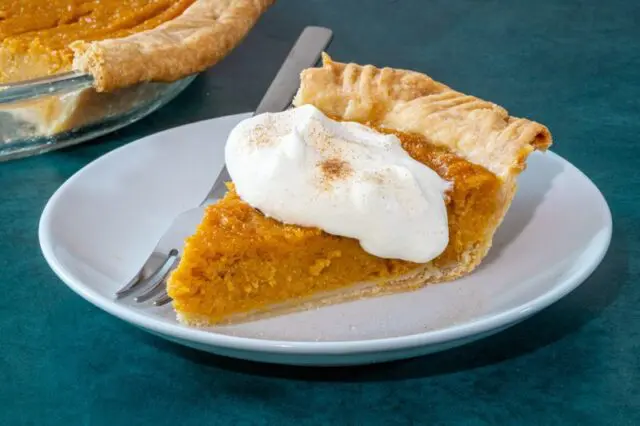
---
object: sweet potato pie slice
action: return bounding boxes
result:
[167,54,552,326]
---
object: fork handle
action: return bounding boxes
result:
[200,26,334,205]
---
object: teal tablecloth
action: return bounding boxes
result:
[1,0,638,424]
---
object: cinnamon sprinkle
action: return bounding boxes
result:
[318,157,353,183]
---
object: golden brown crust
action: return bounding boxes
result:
[294,53,552,179]
[291,53,553,291]
[70,0,274,92]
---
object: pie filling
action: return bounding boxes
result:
[167,120,501,324]
[0,0,196,83]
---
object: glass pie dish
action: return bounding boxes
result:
[0,71,196,161]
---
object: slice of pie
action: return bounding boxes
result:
[167,54,552,326]
[0,0,273,135]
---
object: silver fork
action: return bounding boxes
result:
[114,26,333,306]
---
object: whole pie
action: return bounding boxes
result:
[0,0,273,135]
[168,54,553,326]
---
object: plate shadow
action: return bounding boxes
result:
[478,153,565,270]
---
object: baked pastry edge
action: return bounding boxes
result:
[70,0,274,91]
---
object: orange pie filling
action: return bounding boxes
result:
[0,0,196,83]
[167,125,501,324]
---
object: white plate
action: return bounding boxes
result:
[39,113,612,366]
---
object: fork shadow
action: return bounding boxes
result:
[141,223,625,382]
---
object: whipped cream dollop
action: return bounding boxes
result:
[225,105,450,263]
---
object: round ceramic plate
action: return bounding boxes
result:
[39,113,612,366]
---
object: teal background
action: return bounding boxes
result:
[1,0,638,424]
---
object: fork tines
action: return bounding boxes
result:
[115,249,179,306]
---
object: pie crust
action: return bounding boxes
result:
[71,0,275,92]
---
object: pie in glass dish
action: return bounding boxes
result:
[167,54,553,326]
[0,0,274,136]
[0,0,274,89]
